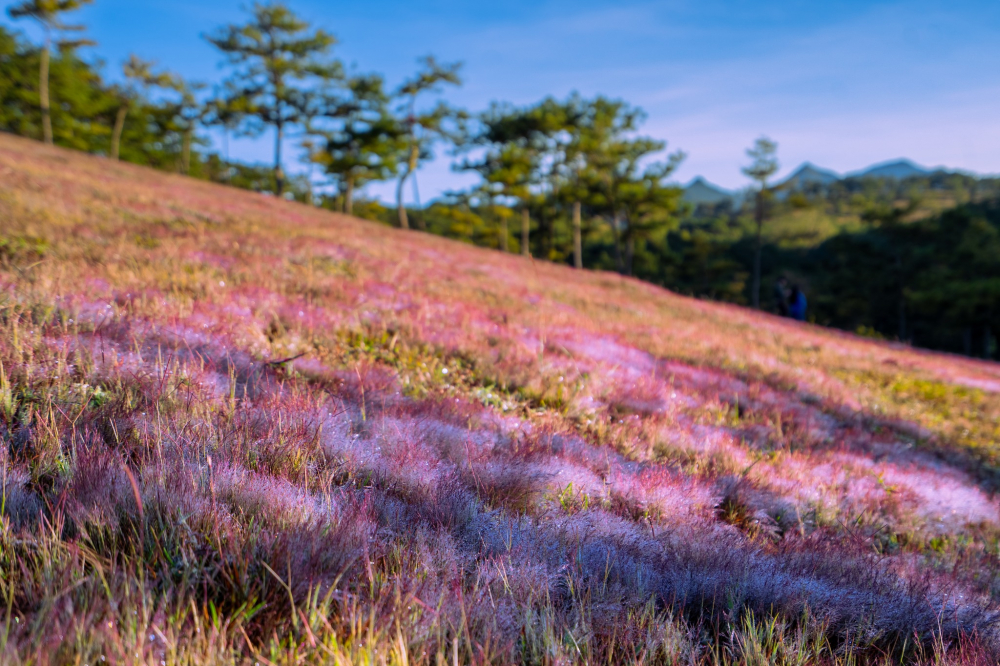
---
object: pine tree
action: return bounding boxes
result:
[393,56,463,230]
[156,74,207,175]
[307,74,403,216]
[110,55,172,161]
[461,103,539,254]
[7,0,93,145]
[204,80,255,180]
[206,2,340,196]
[563,96,646,270]
[742,136,779,309]
[615,154,685,276]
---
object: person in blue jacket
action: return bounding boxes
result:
[788,285,807,321]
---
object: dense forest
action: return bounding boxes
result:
[2,0,999,358]
[671,174,1000,357]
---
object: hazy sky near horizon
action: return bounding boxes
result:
[4,0,999,201]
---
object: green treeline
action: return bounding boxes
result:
[670,174,1000,357]
[2,1,1000,358]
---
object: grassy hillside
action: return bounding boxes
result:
[2,133,1000,664]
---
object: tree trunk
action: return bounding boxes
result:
[898,298,907,342]
[521,207,530,257]
[751,189,764,309]
[626,234,635,277]
[344,176,354,216]
[612,211,623,273]
[274,120,285,196]
[111,104,128,161]
[986,324,993,360]
[39,37,52,145]
[963,327,972,356]
[411,171,426,231]
[499,211,508,252]
[396,144,419,229]
[539,213,552,260]
[181,126,193,175]
[396,171,410,229]
[222,130,231,182]
[896,254,906,341]
[572,200,582,269]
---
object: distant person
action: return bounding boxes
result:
[774,277,790,316]
[788,285,807,321]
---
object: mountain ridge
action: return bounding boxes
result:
[847,158,935,180]
[684,157,960,203]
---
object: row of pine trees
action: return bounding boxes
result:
[2,2,792,297]
[5,1,1000,358]
[2,1,735,281]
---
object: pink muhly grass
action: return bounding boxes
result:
[4,133,1000,662]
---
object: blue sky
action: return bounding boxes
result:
[4,0,999,201]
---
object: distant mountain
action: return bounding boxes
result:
[779,162,841,190]
[852,159,934,180]
[682,177,735,205]
[683,159,959,208]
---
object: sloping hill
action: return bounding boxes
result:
[2,133,1000,664]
